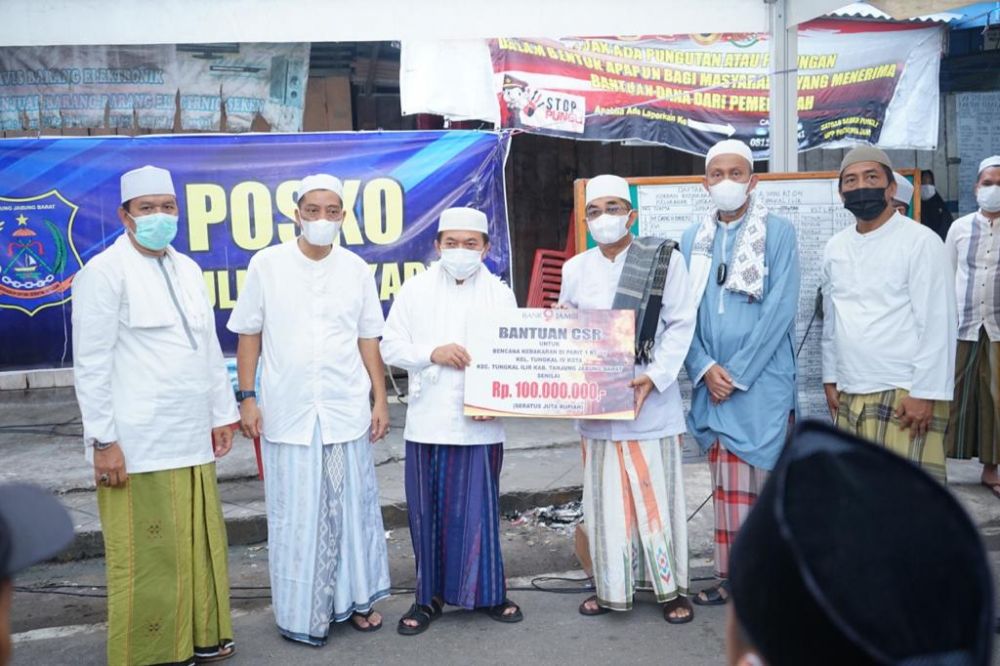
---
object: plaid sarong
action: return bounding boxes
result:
[836,389,949,484]
[707,442,768,579]
[612,236,676,365]
[946,328,1000,465]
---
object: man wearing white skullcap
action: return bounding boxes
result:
[559,174,698,623]
[891,172,914,216]
[821,145,955,484]
[680,139,800,607]
[381,207,522,635]
[71,165,240,663]
[945,155,1000,496]
[228,173,391,642]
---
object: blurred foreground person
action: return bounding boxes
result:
[727,420,993,666]
[0,484,73,666]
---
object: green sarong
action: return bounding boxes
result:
[98,462,232,666]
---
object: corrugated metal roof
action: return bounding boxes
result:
[827,2,960,22]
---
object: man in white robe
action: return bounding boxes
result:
[822,146,956,483]
[381,207,522,635]
[73,165,239,664]
[227,173,391,645]
[559,174,698,623]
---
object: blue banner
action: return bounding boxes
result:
[0,130,511,370]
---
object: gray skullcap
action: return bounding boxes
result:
[840,145,893,173]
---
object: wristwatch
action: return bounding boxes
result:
[89,439,115,451]
[235,390,257,402]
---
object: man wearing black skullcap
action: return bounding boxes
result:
[726,420,993,666]
[0,484,73,665]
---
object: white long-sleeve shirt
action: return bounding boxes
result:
[558,243,697,440]
[945,211,1000,342]
[72,234,238,474]
[821,213,956,400]
[381,264,517,445]
[226,241,384,445]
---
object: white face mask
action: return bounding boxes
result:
[587,214,630,245]
[300,219,341,246]
[920,184,936,200]
[708,179,750,213]
[977,185,1000,213]
[440,248,483,280]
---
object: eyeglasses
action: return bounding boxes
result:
[585,204,630,221]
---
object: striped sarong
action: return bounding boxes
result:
[836,389,949,484]
[946,328,1000,465]
[707,442,769,579]
[405,441,506,609]
[581,436,688,611]
[98,462,232,666]
[263,422,391,646]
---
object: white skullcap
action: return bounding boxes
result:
[585,174,631,206]
[706,139,754,171]
[892,172,913,205]
[294,174,344,203]
[979,156,1000,176]
[438,207,489,234]
[120,165,175,203]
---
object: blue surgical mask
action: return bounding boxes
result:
[129,212,178,251]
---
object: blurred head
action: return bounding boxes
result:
[0,484,74,666]
[729,421,993,666]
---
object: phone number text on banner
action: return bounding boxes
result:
[0,130,511,370]
[464,308,635,419]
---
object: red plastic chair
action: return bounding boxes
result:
[526,211,577,307]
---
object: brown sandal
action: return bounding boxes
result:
[578,594,611,616]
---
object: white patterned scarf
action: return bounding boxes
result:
[689,194,769,307]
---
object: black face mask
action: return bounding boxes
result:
[843,187,889,221]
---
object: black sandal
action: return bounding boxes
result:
[397,600,443,636]
[194,640,236,663]
[662,596,694,624]
[578,594,611,616]
[692,580,730,606]
[349,609,383,633]
[482,598,523,623]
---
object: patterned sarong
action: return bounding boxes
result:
[405,441,506,609]
[581,436,688,611]
[836,389,949,484]
[263,422,391,646]
[707,442,769,579]
[98,462,232,666]
[946,328,1000,465]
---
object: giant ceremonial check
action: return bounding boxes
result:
[0,130,511,370]
[464,308,635,419]
[491,19,943,156]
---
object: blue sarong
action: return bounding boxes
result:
[405,441,506,609]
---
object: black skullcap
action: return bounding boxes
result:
[730,420,993,666]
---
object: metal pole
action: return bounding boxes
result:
[767,0,799,172]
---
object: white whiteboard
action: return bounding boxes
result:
[636,179,855,420]
[957,92,1000,216]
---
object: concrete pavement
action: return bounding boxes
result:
[0,386,718,563]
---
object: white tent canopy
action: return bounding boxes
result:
[0,0,970,171]
[1,0,848,46]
